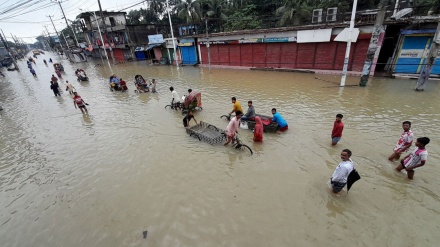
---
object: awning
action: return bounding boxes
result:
[146,43,162,51]
[135,47,145,51]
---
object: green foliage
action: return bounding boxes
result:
[224,4,262,31]
[276,0,313,26]
[127,8,160,24]
[175,0,203,23]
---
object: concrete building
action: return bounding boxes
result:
[76,11,131,61]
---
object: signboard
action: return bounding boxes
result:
[178,42,194,47]
[199,37,297,45]
[148,34,164,44]
[297,29,332,43]
[399,49,424,58]
[334,28,360,42]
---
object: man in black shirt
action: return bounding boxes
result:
[183,111,197,128]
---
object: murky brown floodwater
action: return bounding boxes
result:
[1,52,439,246]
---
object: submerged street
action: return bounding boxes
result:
[1,53,440,246]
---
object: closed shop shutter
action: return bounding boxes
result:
[395,36,431,74]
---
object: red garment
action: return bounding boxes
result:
[120,80,128,90]
[332,121,344,138]
[253,116,263,142]
[73,95,84,106]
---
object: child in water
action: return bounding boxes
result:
[395,137,430,180]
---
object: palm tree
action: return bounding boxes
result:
[203,0,228,21]
[175,0,203,23]
[276,0,311,26]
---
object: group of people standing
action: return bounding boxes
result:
[329,117,430,194]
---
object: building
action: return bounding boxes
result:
[76,11,131,62]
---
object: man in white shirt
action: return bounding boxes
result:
[331,149,354,193]
[169,86,181,109]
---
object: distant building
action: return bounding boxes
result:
[76,11,131,61]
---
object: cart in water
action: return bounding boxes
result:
[186,121,253,155]
[165,90,203,114]
[53,63,64,72]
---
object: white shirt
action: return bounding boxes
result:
[172,90,180,102]
[404,147,428,169]
[331,159,354,183]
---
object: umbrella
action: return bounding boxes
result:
[347,169,361,192]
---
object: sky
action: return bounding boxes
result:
[0,0,149,44]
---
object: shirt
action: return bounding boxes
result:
[66,83,74,92]
[183,114,195,123]
[172,90,180,102]
[272,112,287,128]
[73,95,84,106]
[226,117,240,136]
[403,147,428,169]
[50,84,59,92]
[232,101,243,113]
[393,130,414,152]
[332,121,344,138]
[332,159,354,183]
[245,105,256,118]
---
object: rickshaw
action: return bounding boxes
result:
[53,63,64,72]
[165,90,203,114]
[220,113,279,133]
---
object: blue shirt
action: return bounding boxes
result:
[272,112,287,127]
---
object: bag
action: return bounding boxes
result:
[240,121,249,130]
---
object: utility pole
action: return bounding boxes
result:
[340,0,358,87]
[359,0,387,86]
[205,18,211,71]
[97,0,115,64]
[92,11,112,70]
[52,0,79,46]
[47,15,64,55]
[166,0,178,67]
[43,25,53,51]
[415,21,440,91]
[0,29,19,71]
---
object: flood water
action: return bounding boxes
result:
[1,52,439,246]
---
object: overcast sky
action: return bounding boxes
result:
[0,0,148,44]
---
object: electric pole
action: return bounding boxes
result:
[0,29,19,71]
[97,0,115,64]
[205,18,211,71]
[415,21,440,91]
[47,15,65,50]
[340,0,358,87]
[52,0,79,46]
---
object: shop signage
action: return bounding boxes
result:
[178,42,194,46]
[399,49,424,58]
[148,34,164,44]
[200,37,297,45]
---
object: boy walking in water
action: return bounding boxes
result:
[331,114,344,145]
[388,121,414,161]
[73,92,88,114]
[396,137,429,179]
[331,149,354,193]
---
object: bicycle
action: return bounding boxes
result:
[164,102,183,111]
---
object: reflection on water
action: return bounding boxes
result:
[0,52,439,246]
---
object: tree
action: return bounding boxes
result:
[224,4,262,31]
[175,0,203,23]
[276,0,312,26]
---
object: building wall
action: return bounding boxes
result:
[197,26,374,71]
[199,34,371,71]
